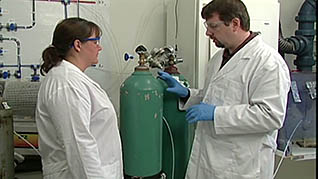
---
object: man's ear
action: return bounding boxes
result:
[231,17,241,32]
[73,39,82,52]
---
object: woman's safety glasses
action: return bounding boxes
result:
[82,37,101,45]
[71,36,101,48]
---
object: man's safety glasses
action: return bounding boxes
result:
[204,21,224,30]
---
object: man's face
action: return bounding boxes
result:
[204,13,232,48]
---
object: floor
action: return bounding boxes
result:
[12,154,316,179]
[14,155,43,179]
[15,171,43,179]
[274,155,316,179]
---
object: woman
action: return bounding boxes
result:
[35,17,123,179]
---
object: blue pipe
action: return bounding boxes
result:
[0,36,22,78]
[279,0,316,71]
[293,0,316,71]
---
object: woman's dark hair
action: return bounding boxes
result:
[201,0,250,31]
[40,17,102,75]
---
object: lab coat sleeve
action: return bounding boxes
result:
[214,58,291,135]
[47,85,106,178]
[179,88,204,110]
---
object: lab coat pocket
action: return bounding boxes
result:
[258,135,277,179]
[43,170,70,179]
[221,78,244,105]
[207,77,244,106]
[262,134,277,150]
[42,160,70,179]
[232,143,261,179]
[199,134,235,173]
[102,160,121,179]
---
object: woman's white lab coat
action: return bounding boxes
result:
[183,35,291,179]
[36,60,123,179]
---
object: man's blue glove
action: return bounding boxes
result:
[157,71,189,98]
[186,102,216,123]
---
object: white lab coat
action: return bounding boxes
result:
[183,35,291,179]
[36,60,123,179]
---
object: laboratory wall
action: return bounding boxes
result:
[0,0,167,114]
[1,0,313,113]
[90,0,168,113]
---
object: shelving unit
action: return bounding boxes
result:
[13,117,39,156]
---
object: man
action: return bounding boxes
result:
[158,0,291,178]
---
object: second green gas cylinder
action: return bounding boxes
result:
[161,69,195,179]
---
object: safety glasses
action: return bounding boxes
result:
[70,36,101,48]
[82,36,101,45]
[203,21,224,30]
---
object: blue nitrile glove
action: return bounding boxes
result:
[186,102,216,123]
[157,71,189,97]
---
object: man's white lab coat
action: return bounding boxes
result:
[184,35,291,179]
[36,60,123,179]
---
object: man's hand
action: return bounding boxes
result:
[157,71,189,98]
[186,102,216,123]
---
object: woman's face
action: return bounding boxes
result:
[81,32,102,65]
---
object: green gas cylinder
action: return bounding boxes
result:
[161,66,195,179]
[120,66,164,177]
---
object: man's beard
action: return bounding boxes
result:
[214,39,225,48]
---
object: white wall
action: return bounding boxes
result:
[92,0,167,112]
[0,0,167,114]
[1,0,312,111]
